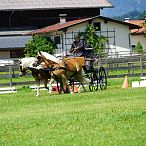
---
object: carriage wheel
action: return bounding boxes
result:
[89,71,98,91]
[99,67,107,90]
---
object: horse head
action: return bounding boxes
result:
[19,59,27,76]
[18,57,36,76]
[35,51,59,68]
[33,51,44,67]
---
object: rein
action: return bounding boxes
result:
[48,60,78,79]
[51,66,66,71]
[38,54,80,78]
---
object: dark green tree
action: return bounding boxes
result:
[134,41,143,54]
[25,35,57,57]
[143,22,146,36]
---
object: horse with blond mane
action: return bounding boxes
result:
[19,57,55,96]
[35,51,89,93]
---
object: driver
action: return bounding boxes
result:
[70,34,85,57]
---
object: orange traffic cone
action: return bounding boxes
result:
[122,76,128,88]
[73,84,79,93]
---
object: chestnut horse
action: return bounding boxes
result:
[35,51,89,93]
[19,57,54,96]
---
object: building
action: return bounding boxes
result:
[0,0,112,28]
[0,0,112,59]
[30,15,140,57]
[128,19,146,51]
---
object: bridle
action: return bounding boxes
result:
[19,60,27,76]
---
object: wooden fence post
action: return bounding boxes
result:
[127,62,130,75]
[140,54,143,76]
[9,65,13,87]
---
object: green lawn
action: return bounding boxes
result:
[0,75,34,84]
[0,78,146,146]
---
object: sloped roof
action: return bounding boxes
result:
[30,16,141,35]
[30,18,89,34]
[0,36,32,50]
[128,20,146,34]
[0,0,112,11]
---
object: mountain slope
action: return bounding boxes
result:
[101,0,146,17]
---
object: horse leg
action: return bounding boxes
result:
[61,75,73,94]
[48,78,54,94]
[58,78,65,94]
[74,74,88,92]
[35,79,40,97]
[62,79,71,94]
[44,78,49,90]
[56,75,67,94]
[54,75,67,94]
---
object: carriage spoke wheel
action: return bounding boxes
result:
[89,71,98,91]
[99,67,107,90]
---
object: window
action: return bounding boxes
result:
[93,22,101,31]
[54,35,61,44]
[10,50,24,58]
[132,45,136,50]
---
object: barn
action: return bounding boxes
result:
[0,0,112,59]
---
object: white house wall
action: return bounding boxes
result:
[44,18,132,56]
[94,18,131,49]
[65,19,131,55]
[62,22,89,55]
[131,35,146,51]
[46,23,89,55]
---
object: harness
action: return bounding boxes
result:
[42,59,79,80]
[62,59,80,78]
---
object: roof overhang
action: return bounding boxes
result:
[0,35,32,50]
[97,16,141,29]
[29,15,141,35]
[0,0,113,11]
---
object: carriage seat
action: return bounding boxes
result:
[84,48,93,57]
[84,48,93,51]
[84,57,95,71]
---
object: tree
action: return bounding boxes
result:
[80,24,107,54]
[140,11,146,35]
[134,41,143,54]
[142,19,146,36]
[143,22,146,36]
[25,35,57,57]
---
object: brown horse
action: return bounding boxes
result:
[19,57,54,96]
[35,51,89,93]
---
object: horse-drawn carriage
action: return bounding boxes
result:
[83,56,107,91]
[19,49,107,96]
[36,49,107,93]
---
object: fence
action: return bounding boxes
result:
[0,52,146,87]
[98,52,146,78]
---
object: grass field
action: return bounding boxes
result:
[0,78,146,146]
